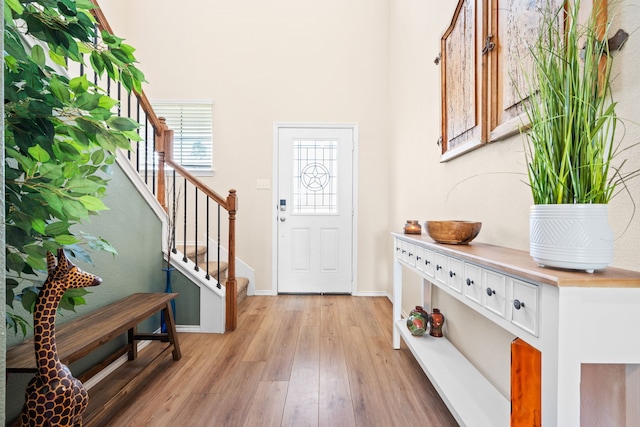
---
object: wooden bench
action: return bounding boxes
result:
[7,292,182,426]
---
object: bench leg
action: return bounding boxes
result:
[162,301,182,361]
[127,326,138,360]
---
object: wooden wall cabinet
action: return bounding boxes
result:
[440,0,599,159]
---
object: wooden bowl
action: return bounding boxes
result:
[425,221,482,245]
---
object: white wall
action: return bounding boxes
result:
[389,0,640,398]
[100,0,391,295]
[100,0,640,399]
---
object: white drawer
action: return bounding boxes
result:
[447,257,464,293]
[395,238,403,258]
[400,240,416,266]
[483,269,507,317]
[415,245,425,273]
[422,248,435,277]
[510,278,539,336]
[463,263,483,305]
[434,252,449,287]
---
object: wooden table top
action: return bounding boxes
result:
[393,232,640,288]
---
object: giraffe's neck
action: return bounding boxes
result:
[33,284,65,379]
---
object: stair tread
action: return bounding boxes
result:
[236,277,249,291]
[182,246,250,305]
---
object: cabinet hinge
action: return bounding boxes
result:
[482,34,495,55]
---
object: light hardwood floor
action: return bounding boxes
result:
[95,295,458,427]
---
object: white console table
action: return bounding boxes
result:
[392,232,640,426]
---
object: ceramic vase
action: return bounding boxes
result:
[429,308,444,337]
[404,220,422,235]
[530,204,613,273]
[406,306,430,336]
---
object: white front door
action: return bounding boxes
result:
[275,125,355,294]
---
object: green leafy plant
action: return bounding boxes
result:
[4,0,146,334]
[522,0,638,205]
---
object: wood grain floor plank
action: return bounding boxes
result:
[281,325,320,427]
[87,296,455,427]
[371,295,395,340]
[367,336,442,425]
[320,296,342,338]
[337,295,359,328]
[196,361,266,426]
[192,312,263,394]
[259,309,303,381]
[300,295,323,327]
[350,296,387,338]
[243,381,289,427]
[319,336,356,427]
[342,325,398,427]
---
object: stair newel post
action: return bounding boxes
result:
[225,189,238,332]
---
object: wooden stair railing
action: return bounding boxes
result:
[90,0,239,331]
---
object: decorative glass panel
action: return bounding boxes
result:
[292,139,338,214]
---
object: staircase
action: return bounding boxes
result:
[89,0,246,332]
[184,246,250,306]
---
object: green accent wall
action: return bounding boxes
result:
[168,269,201,326]
[4,162,200,421]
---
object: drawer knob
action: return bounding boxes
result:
[486,288,495,296]
[466,278,474,286]
[436,265,442,271]
[449,271,456,278]
[426,260,431,265]
[402,250,406,254]
[514,299,525,310]
[416,256,422,261]
[409,252,413,257]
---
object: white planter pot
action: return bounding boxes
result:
[529,204,613,273]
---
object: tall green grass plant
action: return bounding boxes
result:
[523,0,632,204]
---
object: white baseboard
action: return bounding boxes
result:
[353,291,391,298]
[252,290,391,298]
[176,325,201,333]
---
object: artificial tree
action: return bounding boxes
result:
[4,0,145,334]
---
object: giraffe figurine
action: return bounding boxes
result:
[20,249,102,427]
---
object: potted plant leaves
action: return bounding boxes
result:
[521,0,638,272]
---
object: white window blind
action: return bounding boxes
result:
[152,101,213,170]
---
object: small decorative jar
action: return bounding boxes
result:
[429,308,445,337]
[406,306,430,336]
[404,220,422,235]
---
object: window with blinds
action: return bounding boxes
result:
[152,101,213,170]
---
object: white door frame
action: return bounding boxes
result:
[271,123,358,295]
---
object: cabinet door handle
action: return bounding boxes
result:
[466,278,474,286]
[449,271,456,278]
[513,299,525,310]
[486,287,495,296]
